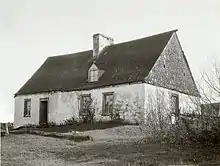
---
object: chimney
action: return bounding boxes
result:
[93,33,114,60]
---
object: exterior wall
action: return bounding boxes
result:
[14,82,200,128]
[144,84,200,120]
[14,92,79,128]
[145,32,200,97]
[14,83,145,128]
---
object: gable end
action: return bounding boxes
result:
[145,32,200,97]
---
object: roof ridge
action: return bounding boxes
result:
[48,49,92,59]
[48,29,177,58]
[109,29,178,47]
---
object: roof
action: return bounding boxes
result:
[15,30,177,96]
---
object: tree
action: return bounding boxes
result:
[199,57,220,104]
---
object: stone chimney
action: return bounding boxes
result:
[93,33,114,59]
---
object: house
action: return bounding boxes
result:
[14,29,201,128]
[201,102,220,117]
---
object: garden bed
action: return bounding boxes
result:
[14,120,136,133]
[9,128,92,142]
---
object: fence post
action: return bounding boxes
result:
[5,123,9,135]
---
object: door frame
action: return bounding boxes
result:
[39,98,49,124]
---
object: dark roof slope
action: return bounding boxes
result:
[15,30,177,96]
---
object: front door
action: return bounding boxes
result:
[39,99,48,125]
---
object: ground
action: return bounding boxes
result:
[1,126,220,166]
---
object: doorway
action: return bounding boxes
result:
[39,99,48,125]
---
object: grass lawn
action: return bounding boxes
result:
[1,134,220,166]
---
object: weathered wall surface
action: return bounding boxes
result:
[79,83,145,123]
[14,92,79,128]
[145,32,200,97]
[144,84,200,119]
[14,82,200,128]
[14,83,145,128]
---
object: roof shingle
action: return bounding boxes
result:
[15,30,177,96]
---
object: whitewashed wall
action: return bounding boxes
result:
[144,84,200,118]
[14,82,200,128]
[14,83,145,128]
[14,92,78,128]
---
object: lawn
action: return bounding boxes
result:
[1,134,220,166]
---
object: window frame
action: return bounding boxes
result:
[102,92,114,116]
[170,93,180,117]
[89,69,98,82]
[24,99,31,117]
[80,94,92,116]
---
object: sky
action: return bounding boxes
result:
[0,0,220,122]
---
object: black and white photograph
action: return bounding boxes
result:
[1,0,220,165]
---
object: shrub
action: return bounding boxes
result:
[63,116,77,125]
[8,123,14,130]
[1,122,14,130]
[24,124,38,128]
[47,122,56,127]
[153,116,220,147]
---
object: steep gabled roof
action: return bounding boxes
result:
[15,30,177,96]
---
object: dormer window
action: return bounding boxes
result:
[88,63,105,82]
[89,69,98,82]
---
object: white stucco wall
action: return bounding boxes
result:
[14,82,200,128]
[14,92,79,128]
[144,84,200,118]
[14,83,145,128]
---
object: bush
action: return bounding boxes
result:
[24,124,38,128]
[152,116,220,147]
[1,122,14,130]
[47,122,56,127]
[63,117,77,125]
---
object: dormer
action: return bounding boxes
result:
[88,64,105,82]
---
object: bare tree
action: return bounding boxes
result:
[199,57,220,104]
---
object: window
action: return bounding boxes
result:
[171,94,179,116]
[24,99,31,117]
[80,94,91,116]
[102,92,114,115]
[89,70,98,82]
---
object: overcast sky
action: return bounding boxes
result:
[0,0,219,122]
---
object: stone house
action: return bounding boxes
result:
[14,29,200,128]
